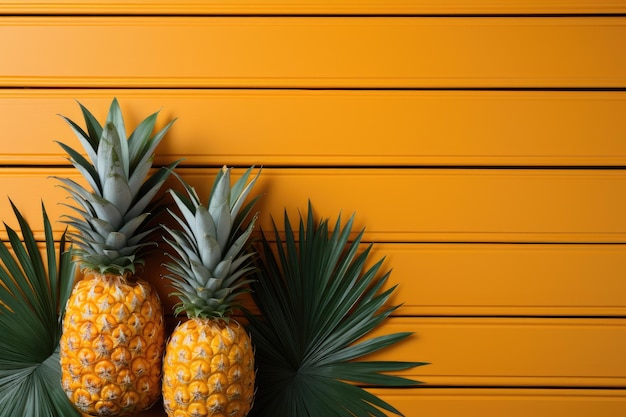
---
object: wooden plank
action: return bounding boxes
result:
[223,243,626,318]
[178,167,626,243]
[5,90,626,167]
[2,1,626,15]
[369,388,626,417]
[134,388,626,417]
[1,17,625,88]
[99,242,626,317]
[365,317,626,387]
[378,244,626,317]
[2,168,626,243]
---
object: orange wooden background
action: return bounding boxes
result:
[1,1,625,416]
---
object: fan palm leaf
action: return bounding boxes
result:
[245,202,427,417]
[0,200,79,417]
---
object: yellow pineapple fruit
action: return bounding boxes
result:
[56,99,180,415]
[60,272,164,415]
[161,166,260,417]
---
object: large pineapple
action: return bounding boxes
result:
[56,99,180,416]
[161,166,260,417]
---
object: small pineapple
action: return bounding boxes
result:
[161,166,260,417]
[56,98,180,416]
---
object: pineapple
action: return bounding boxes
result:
[161,166,260,417]
[56,98,180,416]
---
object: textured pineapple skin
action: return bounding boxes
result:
[163,319,255,417]
[60,272,165,416]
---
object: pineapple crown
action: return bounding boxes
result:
[162,166,262,319]
[55,98,181,275]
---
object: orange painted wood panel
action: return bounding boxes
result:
[134,388,626,417]
[104,241,626,318]
[370,388,626,417]
[2,168,626,243]
[365,317,626,387]
[1,17,625,88]
[2,0,626,15]
[316,243,626,317]
[219,243,626,318]
[4,90,626,166]
[179,168,626,243]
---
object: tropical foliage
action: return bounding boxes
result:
[0,201,79,417]
[245,202,427,417]
[55,97,180,275]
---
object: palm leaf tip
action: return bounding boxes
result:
[244,203,427,417]
[0,200,80,417]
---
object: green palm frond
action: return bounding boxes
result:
[0,200,79,417]
[245,202,427,417]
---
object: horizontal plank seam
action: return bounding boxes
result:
[11,163,626,170]
[358,241,626,245]
[172,164,626,170]
[3,86,626,92]
[390,314,626,319]
[29,239,626,245]
[379,385,626,390]
[3,13,626,18]
[177,314,626,318]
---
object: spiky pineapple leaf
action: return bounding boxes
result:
[56,98,182,275]
[130,118,177,180]
[244,202,427,417]
[0,201,80,417]
[77,100,103,157]
[127,161,180,221]
[162,166,261,319]
[55,140,101,193]
[105,98,130,179]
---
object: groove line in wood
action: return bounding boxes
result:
[3,1,626,15]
